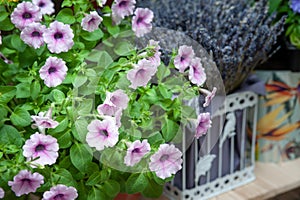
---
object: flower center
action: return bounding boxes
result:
[88,18,96,24]
[38,2,45,7]
[99,129,109,136]
[54,32,63,39]
[53,194,64,200]
[31,31,41,37]
[22,12,32,19]
[136,17,144,24]
[21,178,31,183]
[180,56,186,62]
[35,144,45,152]
[48,67,57,74]
[119,0,128,7]
[159,154,169,162]
[132,148,140,153]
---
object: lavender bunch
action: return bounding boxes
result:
[138,0,285,93]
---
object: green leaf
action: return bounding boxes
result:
[158,84,172,99]
[30,80,41,100]
[72,119,89,143]
[18,47,37,68]
[61,0,73,7]
[49,117,69,134]
[10,107,31,127]
[114,41,134,56]
[86,172,102,186]
[0,17,14,31]
[50,89,65,104]
[70,143,93,172]
[56,8,75,24]
[126,173,148,194]
[81,29,104,41]
[0,86,16,104]
[73,75,88,88]
[53,130,72,149]
[53,168,77,187]
[16,82,31,98]
[0,125,23,146]
[11,34,26,52]
[76,98,93,115]
[103,180,120,197]
[156,64,170,82]
[148,131,165,146]
[107,24,120,36]
[0,11,9,22]
[88,187,107,200]
[162,118,179,142]
[141,178,163,198]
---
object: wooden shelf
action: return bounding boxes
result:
[211,158,300,200]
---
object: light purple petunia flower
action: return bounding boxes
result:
[22,132,59,167]
[195,112,212,139]
[124,139,151,166]
[149,144,183,179]
[174,45,195,73]
[201,87,217,107]
[32,0,55,15]
[20,22,46,49]
[188,57,206,86]
[112,0,136,25]
[86,118,119,151]
[290,0,300,13]
[81,11,103,32]
[0,187,4,199]
[147,40,161,67]
[8,170,44,197]
[39,56,68,87]
[10,2,42,30]
[97,89,129,116]
[43,21,74,54]
[31,107,59,134]
[42,184,78,200]
[132,8,154,37]
[127,59,157,89]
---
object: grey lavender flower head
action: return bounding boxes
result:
[138,0,285,93]
[290,0,300,13]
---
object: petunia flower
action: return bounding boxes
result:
[290,0,300,14]
[42,184,78,200]
[43,21,74,54]
[132,8,154,37]
[127,59,157,89]
[147,40,161,67]
[149,144,183,179]
[174,45,195,73]
[124,139,151,166]
[200,87,217,107]
[8,170,44,197]
[86,118,119,151]
[31,107,59,134]
[97,89,129,116]
[10,2,42,30]
[0,187,4,199]
[195,112,212,139]
[81,11,103,32]
[188,57,206,86]
[112,0,136,25]
[22,132,59,167]
[20,22,46,49]
[39,56,68,87]
[32,0,54,15]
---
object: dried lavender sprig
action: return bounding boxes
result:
[138,0,285,93]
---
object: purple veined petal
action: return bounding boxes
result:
[39,56,68,87]
[201,87,217,107]
[20,22,46,49]
[86,119,119,151]
[8,170,44,197]
[22,132,59,167]
[43,21,74,54]
[174,45,195,73]
[11,2,42,30]
[149,144,183,179]
[0,187,5,198]
[42,184,78,200]
[124,139,151,166]
[112,0,136,25]
[32,0,55,15]
[132,8,154,37]
[195,112,212,139]
[81,11,103,32]
[188,57,206,86]
[127,59,157,89]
